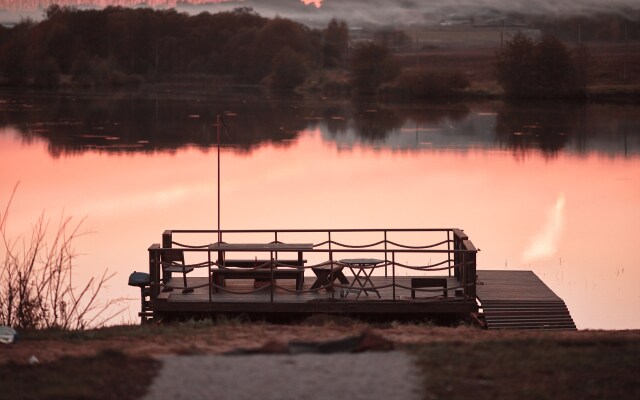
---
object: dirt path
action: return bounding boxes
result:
[144,352,420,400]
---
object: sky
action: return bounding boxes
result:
[1,0,638,26]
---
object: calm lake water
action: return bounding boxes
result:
[1,91,639,329]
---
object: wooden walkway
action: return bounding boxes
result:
[476,270,576,330]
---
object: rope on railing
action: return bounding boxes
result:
[210,283,272,295]
[391,261,453,271]
[385,239,450,249]
[160,282,210,290]
[160,260,215,269]
[214,260,273,271]
[336,261,394,269]
[323,240,387,248]
[171,241,209,249]
[312,239,452,249]
[274,284,333,294]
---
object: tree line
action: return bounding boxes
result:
[0,5,349,89]
[0,5,591,100]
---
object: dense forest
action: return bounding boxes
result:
[2,5,636,99]
[0,5,349,89]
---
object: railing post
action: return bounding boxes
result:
[447,230,451,277]
[329,231,334,299]
[392,251,396,302]
[148,244,161,300]
[462,239,477,299]
[384,230,388,277]
[208,249,212,303]
[162,230,172,248]
[270,251,274,303]
[452,229,468,281]
[162,231,172,281]
[274,231,279,261]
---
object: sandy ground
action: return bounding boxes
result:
[143,352,420,400]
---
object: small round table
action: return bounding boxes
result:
[339,258,384,299]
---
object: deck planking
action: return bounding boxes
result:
[152,275,476,315]
[149,270,576,329]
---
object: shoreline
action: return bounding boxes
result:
[1,322,639,399]
[2,321,639,366]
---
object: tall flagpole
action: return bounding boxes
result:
[217,114,221,244]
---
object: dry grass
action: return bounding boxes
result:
[0,350,160,400]
[1,184,121,330]
[394,42,640,97]
[0,320,639,399]
[412,337,640,400]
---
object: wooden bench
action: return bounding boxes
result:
[410,277,448,299]
[212,259,305,291]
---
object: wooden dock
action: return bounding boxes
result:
[131,229,577,329]
[476,270,576,330]
[151,276,477,317]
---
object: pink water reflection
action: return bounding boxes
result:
[1,128,639,328]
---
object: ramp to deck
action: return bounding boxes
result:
[476,270,576,330]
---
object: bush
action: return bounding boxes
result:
[267,47,309,90]
[387,68,470,99]
[32,57,61,87]
[349,42,400,94]
[1,186,119,330]
[495,33,588,98]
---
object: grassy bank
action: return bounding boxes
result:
[1,320,639,399]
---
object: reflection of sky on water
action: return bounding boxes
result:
[321,111,498,151]
[2,124,639,329]
[2,95,640,328]
[523,194,565,262]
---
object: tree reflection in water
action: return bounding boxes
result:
[0,92,638,157]
[495,101,587,158]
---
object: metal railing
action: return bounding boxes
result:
[148,228,478,303]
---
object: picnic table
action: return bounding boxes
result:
[208,242,312,291]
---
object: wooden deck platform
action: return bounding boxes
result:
[135,230,574,328]
[151,275,477,317]
[476,270,576,330]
